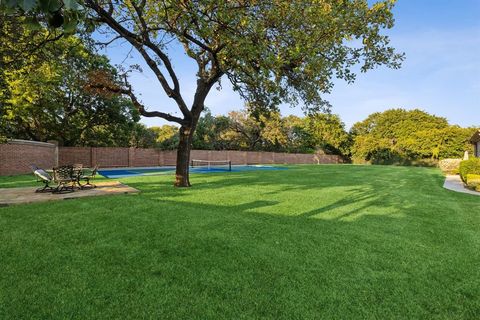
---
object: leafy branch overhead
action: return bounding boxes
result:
[82,1,404,117]
[1,0,83,31]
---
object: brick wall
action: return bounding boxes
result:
[0,142,341,175]
[59,147,91,166]
[0,140,57,175]
[57,147,340,168]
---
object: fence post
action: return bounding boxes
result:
[128,147,135,167]
[90,147,96,167]
[47,140,59,167]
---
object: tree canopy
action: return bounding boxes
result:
[0,14,141,146]
[2,0,404,186]
[146,109,350,156]
[350,109,476,164]
[84,0,403,186]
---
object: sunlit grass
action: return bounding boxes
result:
[0,165,479,319]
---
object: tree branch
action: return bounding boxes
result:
[85,80,186,125]
[85,0,191,119]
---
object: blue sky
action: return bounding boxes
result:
[99,0,480,129]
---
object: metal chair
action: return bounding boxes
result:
[72,163,84,188]
[52,165,75,194]
[79,164,98,189]
[31,165,54,193]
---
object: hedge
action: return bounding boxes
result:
[466,174,480,190]
[459,158,480,182]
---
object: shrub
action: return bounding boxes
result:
[438,158,462,174]
[459,158,480,182]
[465,174,480,190]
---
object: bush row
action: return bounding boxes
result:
[459,158,480,182]
[466,174,480,191]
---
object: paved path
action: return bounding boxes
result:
[443,175,480,196]
[0,181,139,206]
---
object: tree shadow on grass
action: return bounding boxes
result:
[1,166,478,319]
[95,164,476,226]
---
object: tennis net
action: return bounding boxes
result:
[191,159,232,171]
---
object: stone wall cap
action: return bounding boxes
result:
[7,139,56,148]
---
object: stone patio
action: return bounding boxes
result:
[0,181,139,206]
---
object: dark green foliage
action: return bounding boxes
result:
[351,109,476,164]
[192,110,232,150]
[141,110,351,155]
[129,124,158,148]
[0,15,142,147]
[459,158,480,182]
[0,0,84,31]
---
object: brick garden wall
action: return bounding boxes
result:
[0,140,57,175]
[57,147,341,167]
[0,141,341,175]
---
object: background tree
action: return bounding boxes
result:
[150,125,179,150]
[282,115,311,153]
[201,109,351,155]
[77,0,403,186]
[223,110,263,151]
[129,123,157,148]
[192,109,232,150]
[305,113,351,156]
[0,14,141,146]
[350,109,476,164]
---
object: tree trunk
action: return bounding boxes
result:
[175,125,194,187]
[174,79,215,187]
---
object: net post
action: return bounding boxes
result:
[229,160,231,171]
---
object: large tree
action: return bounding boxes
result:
[84,0,403,186]
[3,0,403,186]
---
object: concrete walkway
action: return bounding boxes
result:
[443,175,480,196]
[0,181,139,206]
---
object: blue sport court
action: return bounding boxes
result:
[98,165,288,179]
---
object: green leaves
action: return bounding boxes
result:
[38,0,62,12]
[0,16,139,146]
[350,109,476,164]
[24,16,42,30]
[1,0,83,29]
[63,0,79,10]
[19,0,36,11]
[62,14,77,33]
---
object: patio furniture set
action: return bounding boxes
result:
[32,164,98,194]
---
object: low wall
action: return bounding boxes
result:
[0,139,57,175]
[0,142,341,175]
[58,147,341,168]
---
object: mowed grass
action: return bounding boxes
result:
[0,165,479,319]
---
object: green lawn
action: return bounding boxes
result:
[0,165,479,319]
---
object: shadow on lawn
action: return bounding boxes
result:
[1,166,478,320]
[122,165,454,223]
